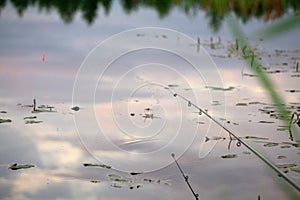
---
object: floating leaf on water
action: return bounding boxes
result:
[0,118,12,123]
[244,136,269,140]
[290,167,300,173]
[263,142,278,147]
[236,103,247,106]
[277,163,297,168]
[221,154,237,159]
[280,145,291,149]
[83,163,111,169]
[8,163,35,170]
[71,106,80,111]
[0,111,7,113]
[24,116,37,120]
[25,120,43,124]
[277,155,286,159]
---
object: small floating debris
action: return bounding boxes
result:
[221,154,237,159]
[285,89,300,93]
[290,167,300,173]
[71,106,80,111]
[24,116,37,120]
[111,183,122,188]
[244,136,269,140]
[8,163,35,170]
[130,113,135,116]
[0,111,7,113]
[108,174,128,182]
[236,103,247,106]
[243,151,251,155]
[263,142,278,147]
[280,145,291,149]
[168,84,179,88]
[0,118,12,123]
[25,120,43,124]
[277,163,297,168]
[205,86,235,91]
[205,136,226,142]
[258,120,274,124]
[83,163,111,169]
[90,180,101,183]
[277,155,286,159]
[129,172,143,176]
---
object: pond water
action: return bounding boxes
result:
[1,1,300,200]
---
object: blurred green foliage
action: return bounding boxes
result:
[0,0,299,30]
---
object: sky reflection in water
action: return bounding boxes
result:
[0,1,300,200]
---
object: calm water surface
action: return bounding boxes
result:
[0,1,300,200]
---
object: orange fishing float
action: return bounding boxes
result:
[42,53,45,61]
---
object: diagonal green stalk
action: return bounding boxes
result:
[227,15,300,142]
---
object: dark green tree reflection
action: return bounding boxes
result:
[1,0,299,31]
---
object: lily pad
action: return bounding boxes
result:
[83,163,111,169]
[0,118,12,123]
[263,142,278,147]
[8,163,35,170]
[221,154,237,159]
